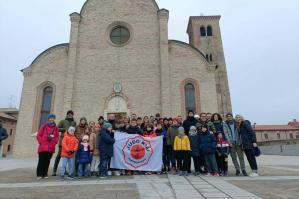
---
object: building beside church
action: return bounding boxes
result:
[14,0,231,157]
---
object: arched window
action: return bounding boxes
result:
[200,26,206,37]
[207,26,213,36]
[39,86,53,127]
[185,83,196,113]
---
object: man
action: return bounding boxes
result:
[196,113,216,133]
[137,117,143,130]
[131,113,137,121]
[0,122,8,158]
[108,114,116,130]
[98,116,105,126]
[224,113,247,176]
[126,119,142,135]
[52,110,77,176]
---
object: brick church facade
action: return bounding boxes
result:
[14,0,231,157]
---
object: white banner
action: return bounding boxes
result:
[110,132,163,171]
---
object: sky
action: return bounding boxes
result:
[0,0,298,124]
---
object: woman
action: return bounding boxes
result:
[211,113,225,139]
[75,117,90,142]
[141,116,150,131]
[36,114,59,179]
[235,114,259,177]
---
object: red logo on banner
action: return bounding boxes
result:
[122,136,153,169]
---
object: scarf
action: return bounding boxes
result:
[81,142,89,151]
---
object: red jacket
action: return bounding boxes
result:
[37,123,59,154]
[143,131,157,138]
[61,133,78,158]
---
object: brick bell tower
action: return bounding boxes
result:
[187,15,232,115]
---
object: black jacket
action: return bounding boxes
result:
[238,120,257,150]
[0,126,8,144]
[126,125,142,135]
[183,117,198,136]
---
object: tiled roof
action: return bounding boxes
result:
[254,125,298,131]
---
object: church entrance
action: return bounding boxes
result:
[104,96,129,120]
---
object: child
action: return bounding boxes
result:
[60,126,78,180]
[90,124,101,176]
[97,122,115,179]
[155,122,169,173]
[76,135,92,178]
[188,126,201,176]
[198,124,219,176]
[143,124,157,175]
[216,133,230,176]
[173,127,191,176]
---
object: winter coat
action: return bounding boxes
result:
[75,124,90,142]
[57,118,76,146]
[126,125,142,135]
[183,117,198,136]
[198,131,217,155]
[61,133,78,158]
[225,120,242,146]
[166,124,180,147]
[238,120,257,150]
[216,138,230,155]
[143,131,157,138]
[173,136,191,151]
[36,123,59,154]
[97,128,115,158]
[89,131,99,156]
[189,133,200,157]
[0,126,8,144]
[76,144,92,164]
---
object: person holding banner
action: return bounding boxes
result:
[173,127,191,176]
[97,122,115,179]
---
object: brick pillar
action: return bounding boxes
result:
[158,9,171,117]
[63,12,80,114]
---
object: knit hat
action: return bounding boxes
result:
[190,126,196,131]
[68,126,76,133]
[194,114,200,119]
[48,114,56,119]
[178,126,185,132]
[103,122,112,129]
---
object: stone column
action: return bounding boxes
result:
[63,12,80,114]
[158,9,171,117]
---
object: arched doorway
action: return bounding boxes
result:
[104,96,129,120]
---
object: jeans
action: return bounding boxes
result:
[90,155,100,172]
[230,144,245,171]
[204,154,218,173]
[99,157,110,177]
[244,149,258,171]
[60,157,75,177]
[36,152,52,177]
[78,163,90,177]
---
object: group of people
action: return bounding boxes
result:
[36,110,260,180]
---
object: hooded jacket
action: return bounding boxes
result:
[37,123,59,154]
[183,116,198,136]
[198,131,217,155]
[61,132,78,158]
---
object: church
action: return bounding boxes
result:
[14,0,231,157]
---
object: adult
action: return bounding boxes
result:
[166,117,180,173]
[0,122,8,158]
[108,114,116,130]
[126,119,142,135]
[98,116,105,126]
[141,116,150,131]
[211,113,226,139]
[182,110,198,173]
[196,113,216,133]
[36,114,59,179]
[75,117,90,142]
[52,110,76,176]
[224,113,247,176]
[236,114,259,177]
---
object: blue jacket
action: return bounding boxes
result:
[76,144,92,164]
[238,120,257,150]
[189,134,200,157]
[198,131,217,154]
[97,128,115,158]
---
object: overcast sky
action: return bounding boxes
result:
[0,0,298,124]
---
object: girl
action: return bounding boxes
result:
[141,116,150,131]
[60,126,78,180]
[198,124,219,176]
[173,127,191,176]
[189,126,201,176]
[36,114,59,179]
[216,133,230,176]
[76,135,92,178]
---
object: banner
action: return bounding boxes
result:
[110,132,163,171]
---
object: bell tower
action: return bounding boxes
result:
[187,15,232,114]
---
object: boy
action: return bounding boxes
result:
[189,126,201,176]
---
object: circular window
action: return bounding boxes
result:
[110,26,130,45]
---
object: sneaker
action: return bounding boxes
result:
[67,176,75,180]
[114,171,121,176]
[51,171,57,176]
[242,170,248,176]
[235,170,241,176]
[99,175,107,179]
[213,173,220,177]
[107,171,112,176]
[43,176,49,179]
[36,177,42,180]
[203,173,211,177]
[249,172,259,177]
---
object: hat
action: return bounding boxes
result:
[178,126,185,132]
[48,114,56,119]
[67,110,74,115]
[82,135,89,141]
[194,114,200,119]
[190,126,196,131]
[103,122,112,129]
[68,126,76,132]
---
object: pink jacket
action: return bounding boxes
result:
[37,123,59,154]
